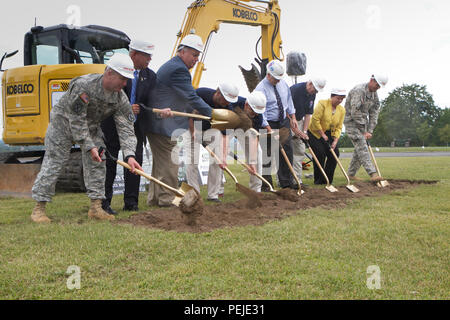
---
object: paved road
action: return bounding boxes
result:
[338,152,450,158]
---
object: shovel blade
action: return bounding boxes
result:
[326,185,339,193]
[346,184,360,193]
[179,182,194,194]
[171,182,193,207]
[210,109,241,130]
[379,180,390,187]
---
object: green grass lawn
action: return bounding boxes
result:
[340,146,450,153]
[0,157,449,299]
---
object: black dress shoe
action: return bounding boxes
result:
[123,204,139,211]
[102,205,118,215]
[207,198,221,203]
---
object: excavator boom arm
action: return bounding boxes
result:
[173,0,283,88]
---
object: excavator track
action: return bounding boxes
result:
[55,150,86,193]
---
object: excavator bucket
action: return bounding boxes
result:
[239,63,262,93]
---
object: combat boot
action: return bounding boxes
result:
[88,199,115,221]
[349,175,363,181]
[370,172,383,182]
[31,201,51,223]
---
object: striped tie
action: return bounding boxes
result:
[273,85,284,121]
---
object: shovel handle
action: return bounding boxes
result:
[153,108,211,120]
[366,142,383,177]
[204,146,238,184]
[328,147,351,184]
[116,159,184,197]
[279,146,302,190]
[231,153,274,192]
[307,146,331,186]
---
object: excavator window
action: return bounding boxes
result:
[24,25,130,66]
[31,33,60,65]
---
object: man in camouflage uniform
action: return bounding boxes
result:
[31,53,142,223]
[344,74,388,182]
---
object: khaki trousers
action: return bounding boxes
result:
[146,132,178,206]
[291,119,305,183]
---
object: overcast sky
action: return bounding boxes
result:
[1,0,450,135]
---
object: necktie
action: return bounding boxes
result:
[130,70,138,121]
[273,85,284,121]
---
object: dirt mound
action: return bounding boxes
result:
[117,180,437,233]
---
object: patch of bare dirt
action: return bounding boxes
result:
[117,179,437,233]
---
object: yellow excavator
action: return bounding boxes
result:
[1,0,295,197]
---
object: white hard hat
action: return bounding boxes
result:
[180,34,204,53]
[107,53,135,79]
[129,39,155,55]
[267,60,285,80]
[372,74,388,87]
[311,77,326,92]
[218,83,239,103]
[330,88,346,96]
[246,91,267,114]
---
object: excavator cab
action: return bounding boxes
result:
[23,24,130,66]
[0,24,130,196]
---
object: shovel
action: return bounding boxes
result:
[153,108,241,131]
[327,142,359,193]
[301,139,339,193]
[277,128,304,196]
[366,141,390,187]
[98,147,196,207]
[203,145,262,206]
[229,152,301,202]
[229,152,276,193]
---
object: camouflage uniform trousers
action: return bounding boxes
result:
[345,123,376,177]
[32,115,106,202]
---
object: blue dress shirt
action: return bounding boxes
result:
[254,77,295,128]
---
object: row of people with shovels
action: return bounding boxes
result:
[28,33,390,223]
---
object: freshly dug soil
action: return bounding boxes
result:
[117,179,437,233]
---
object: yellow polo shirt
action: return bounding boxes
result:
[309,99,346,139]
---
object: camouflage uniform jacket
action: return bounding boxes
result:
[51,73,137,158]
[343,83,380,134]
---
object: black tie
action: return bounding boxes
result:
[273,85,284,121]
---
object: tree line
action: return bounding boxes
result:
[339,84,450,147]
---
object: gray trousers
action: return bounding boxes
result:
[32,117,105,202]
[291,119,305,182]
[146,132,178,206]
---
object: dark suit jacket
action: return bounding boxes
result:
[148,56,212,137]
[102,67,156,146]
